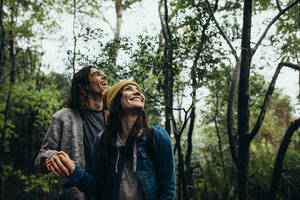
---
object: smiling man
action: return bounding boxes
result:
[35,66,108,200]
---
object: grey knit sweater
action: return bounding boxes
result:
[35,108,86,200]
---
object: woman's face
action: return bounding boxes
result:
[121,84,145,111]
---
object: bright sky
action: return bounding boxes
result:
[42,0,299,116]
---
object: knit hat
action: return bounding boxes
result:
[103,80,141,111]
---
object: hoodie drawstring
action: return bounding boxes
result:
[133,141,137,173]
[115,147,120,173]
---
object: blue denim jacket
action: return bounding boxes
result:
[65,125,176,200]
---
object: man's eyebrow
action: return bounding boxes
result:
[91,71,101,75]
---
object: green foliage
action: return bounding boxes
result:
[248,138,300,199]
[254,0,272,11]
[274,0,300,62]
[3,164,58,199]
[6,77,66,168]
[249,142,274,199]
[21,173,58,198]
[3,0,58,40]
[0,47,69,199]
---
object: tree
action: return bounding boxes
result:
[206,0,300,199]
[268,118,300,199]
[0,0,58,198]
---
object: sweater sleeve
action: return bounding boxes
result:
[34,114,62,173]
[152,125,176,200]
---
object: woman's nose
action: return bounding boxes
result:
[133,88,141,95]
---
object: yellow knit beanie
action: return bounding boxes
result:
[103,80,141,111]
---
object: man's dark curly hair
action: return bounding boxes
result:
[63,65,95,117]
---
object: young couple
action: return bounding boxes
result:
[35,66,176,200]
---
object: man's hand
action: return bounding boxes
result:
[45,151,75,177]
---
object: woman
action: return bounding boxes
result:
[60,80,176,200]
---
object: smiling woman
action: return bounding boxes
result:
[121,84,145,112]
[58,80,176,200]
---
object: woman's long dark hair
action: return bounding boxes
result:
[63,66,95,117]
[97,89,151,165]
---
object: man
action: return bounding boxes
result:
[35,66,108,200]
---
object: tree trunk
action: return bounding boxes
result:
[237,138,250,200]
[1,21,17,200]
[237,0,253,199]
[213,92,226,181]
[268,118,300,199]
[175,133,188,200]
[159,0,174,135]
[163,59,173,134]
[113,0,123,65]
[185,66,196,198]
[185,105,195,198]
[72,0,77,75]
[185,104,195,172]
[0,0,5,77]
[115,0,122,42]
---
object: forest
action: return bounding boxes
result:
[0,0,299,199]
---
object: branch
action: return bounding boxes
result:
[204,0,239,62]
[249,62,300,141]
[226,58,240,167]
[178,105,191,136]
[173,103,192,135]
[163,0,172,40]
[185,98,196,169]
[268,118,300,199]
[251,0,299,56]
[177,90,184,127]
[172,103,191,155]
[123,0,140,10]
[213,0,219,11]
[99,12,115,34]
[171,112,178,136]
[276,0,282,12]
[72,0,77,75]
[213,92,226,172]
[158,1,167,42]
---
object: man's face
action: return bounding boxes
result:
[88,68,108,94]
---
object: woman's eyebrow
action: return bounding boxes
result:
[132,85,141,91]
[123,85,141,91]
[136,87,141,91]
